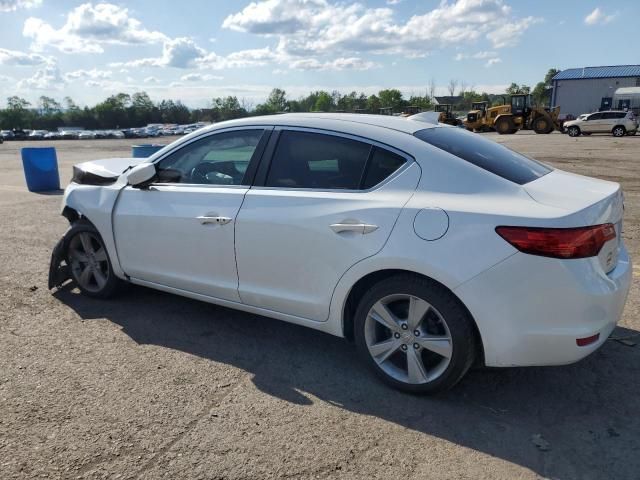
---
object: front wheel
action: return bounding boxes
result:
[64,220,120,298]
[354,275,477,394]
[567,126,580,137]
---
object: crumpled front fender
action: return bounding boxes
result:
[48,233,70,290]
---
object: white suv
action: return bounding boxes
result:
[564,110,638,137]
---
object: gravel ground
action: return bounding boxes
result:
[0,132,638,480]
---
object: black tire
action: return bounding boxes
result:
[64,220,120,298]
[567,126,581,137]
[354,274,477,394]
[533,116,551,134]
[612,126,626,137]
[495,117,515,135]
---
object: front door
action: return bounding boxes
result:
[235,129,420,321]
[582,112,603,132]
[113,128,269,301]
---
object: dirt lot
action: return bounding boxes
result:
[1,132,638,480]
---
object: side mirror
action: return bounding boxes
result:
[126,163,156,188]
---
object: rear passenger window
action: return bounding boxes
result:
[266,131,371,189]
[362,148,406,189]
[414,127,551,185]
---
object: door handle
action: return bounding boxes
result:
[330,223,378,234]
[197,215,232,225]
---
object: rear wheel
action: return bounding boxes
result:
[495,117,515,135]
[64,220,120,298]
[567,126,581,137]
[354,275,477,394]
[612,126,626,137]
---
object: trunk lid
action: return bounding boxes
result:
[525,169,624,273]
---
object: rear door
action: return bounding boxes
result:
[235,128,421,321]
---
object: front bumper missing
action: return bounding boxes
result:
[48,235,71,290]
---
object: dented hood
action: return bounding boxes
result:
[75,157,148,178]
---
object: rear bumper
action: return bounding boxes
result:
[455,246,632,367]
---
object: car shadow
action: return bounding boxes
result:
[54,284,640,480]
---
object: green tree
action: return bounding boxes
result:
[506,83,530,95]
[2,96,32,129]
[378,89,404,111]
[313,91,333,112]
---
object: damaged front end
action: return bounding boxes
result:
[48,156,144,291]
[48,233,71,290]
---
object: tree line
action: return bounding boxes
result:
[0,69,559,130]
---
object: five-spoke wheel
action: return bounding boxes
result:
[64,220,120,298]
[355,275,477,393]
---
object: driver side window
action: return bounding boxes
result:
[156,129,265,185]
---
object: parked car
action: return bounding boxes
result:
[77,131,96,140]
[48,113,631,393]
[44,131,62,140]
[60,130,80,140]
[29,130,49,140]
[564,110,638,137]
[107,130,125,139]
[0,130,14,140]
[12,129,29,140]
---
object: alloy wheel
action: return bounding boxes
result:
[364,294,452,384]
[68,232,110,293]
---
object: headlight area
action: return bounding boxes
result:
[72,166,118,186]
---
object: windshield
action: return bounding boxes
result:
[414,127,551,185]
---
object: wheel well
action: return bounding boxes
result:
[612,125,626,132]
[62,206,80,224]
[342,269,485,365]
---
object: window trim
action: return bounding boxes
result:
[148,126,273,188]
[252,126,414,193]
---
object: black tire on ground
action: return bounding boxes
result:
[612,126,626,137]
[533,116,552,134]
[64,219,121,298]
[567,126,581,137]
[354,274,477,394]
[495,117,515,135]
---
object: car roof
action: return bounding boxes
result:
[203,112,439,135]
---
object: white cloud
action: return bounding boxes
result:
[17,64,64,90]
[223,0,542,58]
[65,68,112,81]
[0,47,51,66]
[180,73,224,81]
[386,0,401,4]
[486,17,541,48]
[23,2,167,53]
[584,7,616,26]
[290,56,378,71]
[485,57,502,67]
[144,76,159,84]
[0,0,41,12]
[454,50,498,61]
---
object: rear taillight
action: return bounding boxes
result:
[495,224,616,259]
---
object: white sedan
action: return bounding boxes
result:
[48,113,632,393]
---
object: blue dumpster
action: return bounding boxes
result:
[21,147,60,192]
[132,144,164,158]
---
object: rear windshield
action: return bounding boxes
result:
[414,127,551,185]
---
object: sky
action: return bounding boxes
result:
[0,0,637,108]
